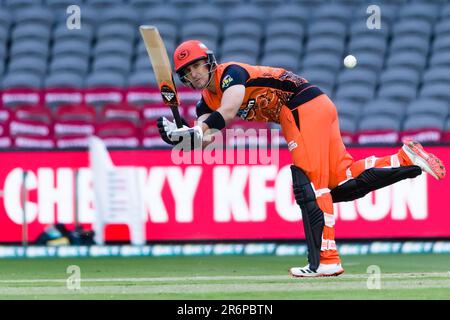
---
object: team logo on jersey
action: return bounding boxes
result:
[288,141,298,151]
[221,75,234,89]
[237,99,255,119]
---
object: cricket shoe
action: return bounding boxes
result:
[402,138,446,180]
[289,263,344,278]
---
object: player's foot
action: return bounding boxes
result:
[401,139,446,180]
[289,263,344,278]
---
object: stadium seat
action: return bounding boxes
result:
[432,35,450,52]
[362,99,406,121]
[221,38,261,59]
[1,72,42,89]
[92,39,134,59]
[422,67,450,84]
[220,53,258,65]
[392,20,432,39]
[262,37,302,57]
[52,23,94,43]
[226,4,266,25]
[398,3,439,24]
[429,51,450,68]
[10,24,51,42]
[95,120,141,148]
[128,0,162,10]
[309,20,347,40]
[434,20,450,37]
[223,21,263,40]
[265,21,304,42]
[338,115,357,145]
[389,36,430,55]
[347,37,387,56]
[85,71,127,88]
[348,52,384,72]
[44,72,84,89]
[89,0,125,9]
[357,115,401,145]
[305,37,345,56]
[377,83,417,103]
[335,84,375,104]
[260,54,300,72]
[141,5,181,26]
[401,115,445,143]
[337,69,378,87]
[49,56,90,76]
[379,68,421,87]
[96,24,136,42]
[13,6,53,27]
[349,21,389,40]
[101,6,140,27]
[180,21,221,43]
[10,40,49,60]
[314,3,352,24]
[406,99,449,118]
[419,83,450,101]
[8,56,47,77]
[301,69,336,94]
[269,4,310,26]
[100,103,141,125]
[301,53,342,72]
[386,52,427,72]
[184,5,223,26]
[53,103,96,149]
[0,9,13,30]
[92,55,132,77]
[333,99,362,122]
[127,70,155,88]
[52,40,91,60]
[133,55,155,74]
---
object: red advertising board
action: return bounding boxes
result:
[0,146,449,243]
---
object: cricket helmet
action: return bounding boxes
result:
[173,40,217,87]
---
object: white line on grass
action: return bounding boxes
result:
[0,272,448,284]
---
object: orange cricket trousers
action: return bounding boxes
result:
[280,94,412,264]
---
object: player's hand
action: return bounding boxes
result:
[157,116,188,145]
[168,125,203,150]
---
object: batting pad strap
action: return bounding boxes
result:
[310,183,331,198]
[324,213,335,227]
[365,155,378,169]
[321,238,337,251]
[203,111,226,131]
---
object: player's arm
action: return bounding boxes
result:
[168,64,249,148]
[200,65,249,134]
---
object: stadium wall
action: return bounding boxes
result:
[0,146,449,243]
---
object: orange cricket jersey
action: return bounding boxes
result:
[200,62,324,124]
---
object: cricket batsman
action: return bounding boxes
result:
[157,40,446,277]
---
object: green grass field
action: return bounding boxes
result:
[0,254,449,299]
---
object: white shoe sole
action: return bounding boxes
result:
[289,268,345,278]
[402,139,446,180]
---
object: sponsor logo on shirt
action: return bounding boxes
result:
[221,75,234,89]
[237,99,255,119]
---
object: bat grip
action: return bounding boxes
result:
[170,105,184,128]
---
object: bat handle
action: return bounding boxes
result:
[170,105,184,128]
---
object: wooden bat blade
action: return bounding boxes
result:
[139,25,183,128]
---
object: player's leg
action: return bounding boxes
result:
[279,96,343,277]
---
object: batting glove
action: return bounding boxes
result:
[168,125,203,150]
[157,116,189,145]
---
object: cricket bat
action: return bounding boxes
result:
[139,25,184,128]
